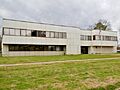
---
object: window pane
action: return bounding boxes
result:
[50,32,55,38]
[56,46,60,51]
[38,31,46,37]
[21,30,26,36]
[48,46,56,51]
[88,36,91,40]
[44,46,48,51]
[59,32,63,38]
[80,35,84,40]
[15,29,20,36]
[60,46,64,51]
[9,29,15,35]
[4,28,9,35]
[46,32,50,38]
[26,30,31,36]
[31,30,37,37]
[9,45,14,51]
[39,46,44,51]
[102,36,105,40]
[96,35,101,40]
[35,46,40,51]
[55,32,59,38]
[63,33,66,38]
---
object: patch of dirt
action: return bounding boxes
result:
[102,76,119,87]
[83,78,100,88]
[82,76,120,89]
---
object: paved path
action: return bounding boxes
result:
[0,57,120,67]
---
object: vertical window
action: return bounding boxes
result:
[80,35,84,40]
[59,46,64,51]
[55,32,59,38]
[63,33,66,38]
[97,35,101,40]
[93,35,96,40]
[9,28,15,35]
[26,30,31,36]
[59,32,63,38]
[15,29,20,36]
[50,32,55,38]
[34,46,40,51]
[102,36,105,41]
[4,28,9,35]
[88,36,92,40]
[21,29,26,36]
[39,46,44,51]
[56,46,60,51]
[31,30,37,37]
[38,31,46,37]
[46,32,50,38]
[9,45,14,51]
[44,46,48,51]
[115,37,117,41]
[85,36,88,40]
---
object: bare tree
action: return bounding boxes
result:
[94,19,111,30]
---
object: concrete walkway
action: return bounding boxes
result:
[0,57,120,67]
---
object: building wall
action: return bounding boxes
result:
[2,36,67,45]
[1,18,118,56]
[93,46,115,54]
[81,30,117,46]
[66,30,81,54]
[2,19,82,56]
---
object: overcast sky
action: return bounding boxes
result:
[0,0,120,30]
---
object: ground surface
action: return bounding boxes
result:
[0,54,120,90]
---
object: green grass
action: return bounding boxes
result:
[0,54,120,64]
[0,59,120,90]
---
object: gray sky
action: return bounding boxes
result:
[0,0,120,30]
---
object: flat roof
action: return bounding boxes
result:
[3,18,81,29]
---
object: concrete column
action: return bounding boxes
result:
[113,46,117,53]
[2,44,9,56]
[66,32,81,55]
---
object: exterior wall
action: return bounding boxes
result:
[66,29,81,54]
[88,46,116,54]
[2,36,67,45]
[2,19,82,56]
[81,30,117,46]
[1,18,118,56]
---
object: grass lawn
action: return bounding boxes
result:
[0,59,120,90]
[0,54,120,64]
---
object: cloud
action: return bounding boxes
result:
[0,0,120,30]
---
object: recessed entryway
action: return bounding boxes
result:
[81,46,88,54]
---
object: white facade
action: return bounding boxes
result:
[0,18,118,56]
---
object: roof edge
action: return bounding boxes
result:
[3,18,81,29]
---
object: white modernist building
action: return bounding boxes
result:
[0,18,118,56]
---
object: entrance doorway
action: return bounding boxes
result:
[81,46,88,54]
